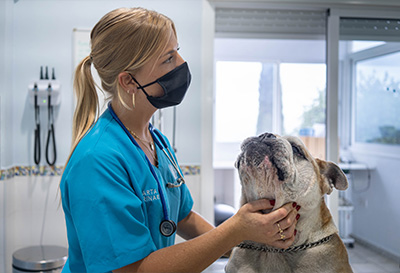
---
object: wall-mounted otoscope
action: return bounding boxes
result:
[28,66,60,166]
[33,82,41,165]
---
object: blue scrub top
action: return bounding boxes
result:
[60,109,193,273]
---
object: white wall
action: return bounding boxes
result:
[215,38,326,63]
[0,0,14,169]
[0,181,5,273]
[348,149,400,259]
[1,0,12,270]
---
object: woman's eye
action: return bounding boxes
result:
[164,55,173,63]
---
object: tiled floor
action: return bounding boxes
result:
[204,243,400,272]
[347,243,400,273]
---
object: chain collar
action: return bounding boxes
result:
[237,234,334,253]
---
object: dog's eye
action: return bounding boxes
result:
[292,145,306,160]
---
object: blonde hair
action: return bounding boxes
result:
[67,7,176,165]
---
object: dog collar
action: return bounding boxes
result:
[237,234,333,253]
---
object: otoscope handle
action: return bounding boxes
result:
[34,124,41,165]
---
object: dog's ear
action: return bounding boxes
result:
[235,153,244,170]
[234,158,240,169]
[316,158,348,195]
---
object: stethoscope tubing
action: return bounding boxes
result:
[150,127,185,187]
[107,103,170,222]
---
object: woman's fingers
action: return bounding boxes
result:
[271,232,296,249]
[274,222,296,241]
[245,199,275,213]
[234,199,301,248]
[276,206,300,231]
[268,202,301,249]
[269,203,300,229]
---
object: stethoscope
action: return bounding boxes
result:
[108,103,185,237]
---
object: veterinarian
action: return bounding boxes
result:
[60,7,300,273]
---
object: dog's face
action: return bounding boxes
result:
[235,133,348,210]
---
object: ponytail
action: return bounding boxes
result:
[65,55,99,165]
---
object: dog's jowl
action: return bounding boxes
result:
[226,133,353,273]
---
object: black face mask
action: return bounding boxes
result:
[129,62,191,109]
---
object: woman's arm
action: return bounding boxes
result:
[177,210,233,258]
[177,210,214,240]
[113,199,299,273]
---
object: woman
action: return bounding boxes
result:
[60,7,300,273]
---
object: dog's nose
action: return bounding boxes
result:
[259,132,276,140]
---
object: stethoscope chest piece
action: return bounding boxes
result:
[160,220,176,237]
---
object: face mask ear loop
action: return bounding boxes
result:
[128,73,153,97]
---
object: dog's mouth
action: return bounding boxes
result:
[238,134,293,183]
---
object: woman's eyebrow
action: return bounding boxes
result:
[161,45,180,57]
[162,49,175,56]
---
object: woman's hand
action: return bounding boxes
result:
[229,199,300,249]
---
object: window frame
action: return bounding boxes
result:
[349,42,400,157]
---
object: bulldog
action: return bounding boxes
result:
[225,133,353,273]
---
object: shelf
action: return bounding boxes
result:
[338,206,354,211]
[338,162,370,171]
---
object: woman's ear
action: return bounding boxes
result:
[118,72,137,93]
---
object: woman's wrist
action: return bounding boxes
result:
[215,213,246,246]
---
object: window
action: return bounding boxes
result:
[214,41,327,163]
[354,50,400,145]
[214,61,276,163]
[280,63,326,136]
[215,61,265,143]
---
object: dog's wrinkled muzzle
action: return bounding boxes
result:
[237,132,294,183]
[259,132,277,140]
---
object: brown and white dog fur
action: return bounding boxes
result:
[225,133,353,273]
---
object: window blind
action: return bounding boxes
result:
[340,18,400,41]
[215,8,400,41]
[215,8,327,39]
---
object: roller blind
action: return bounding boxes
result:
[215,8,400,41]
[340,18,400,41]
[215,8,327,39]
